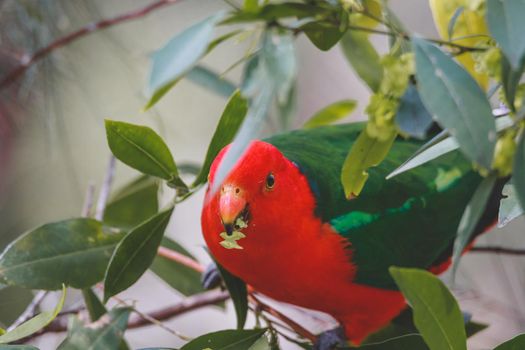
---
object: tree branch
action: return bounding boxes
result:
[470,246,525,255]
[0,0,182,89]
[95,156,116,221]
[157,246,205,273]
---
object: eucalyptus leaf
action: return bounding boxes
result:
[389,267,467,350]
[222,3,321,24]
[340,31,383,92]
[216,263,248,329]
[180,329,267,350]
[0,219,124,290]
[498,183,524,227]
[58,307,130,350]
[341,129,396,198]
[513,133,525,210]
[302,20,345,51]
[452,174,497,276]
[192,90,249,187]
[186,65,237,98]
[413,38,496,169]
[104,176,159,229]
[303,100,357,129]
[494,334,525,350]
[145,12,226,109]
[105,120,179,182]
[150,237,203,296]
[388,116,513,179]
[82,288,107,322]
[487,0,525,69]
[395,84,433,139]
[447,6,464,40]
[501,51,525,112]
[0,286,33,329]
[104,208,174,302]
[0,285,66,344]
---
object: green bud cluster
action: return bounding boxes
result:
[365,53,414,141]
[474,47,501,81]
[492,130,517,177]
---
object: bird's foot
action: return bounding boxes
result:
[313,326,347,350]
[201,262,222,290]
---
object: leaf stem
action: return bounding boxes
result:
[470,246,525,255]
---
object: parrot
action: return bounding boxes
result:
[201,122,501,348]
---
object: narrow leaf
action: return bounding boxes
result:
[390,267,467,350]
[494,334,525,350]
[104,209,174,302]
[413,38,496,169]
[447,6,464,40]
[82,289,107,322]
[216,263,248,329]
[498,183,524,227]
[150,237,203,296]
[501,54,525,112]
[0,285,66,344]
[58,308,130,350]
[340,31,383,92]
[186,65,237,98]
[180,329,267,350]
[105,120,178,181]
[487,0,525,69]
[192,91,249,187]
[452,174,497,275]
[104,176,159,229]
[0,219,124,290]
[395,84,433,139]
[145,12,225,109]
[341,129,396,198]
[303,100,357,129]
[513,132,525,210]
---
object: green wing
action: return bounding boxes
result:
[266,123,481,290]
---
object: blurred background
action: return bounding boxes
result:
[0,0,524,349]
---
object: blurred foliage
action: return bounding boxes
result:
[1,0,525,349]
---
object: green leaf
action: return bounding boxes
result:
[82,289,107,322]
[223,3,321,24]
[58,307,130,350]
[0,285,66,344]
[0,219,125,290]
[216,263,248,329]
[388,117,513,179]
[452,174,497,275]
[413,38,496,169]
[186,65,237,98]
[513,132,525,210]
[501,50,525,112]
[150,237,203,296]
[192,91,249,187]
[487,0,525,69]
[341,129,396,198]
[389,267,467,350]
[244,0,260,13]
[498,182,524,227]
[447,6,464,40]
[105,120,180,185]
[303,100,357,129]
[340,31,383,92]
[180,329,267,350]
[145,12,226,109]
[494,334,525,350]
[104,209,173,302]
[104,176,159,229]
[395,84,433,140]
[303,21,345,51]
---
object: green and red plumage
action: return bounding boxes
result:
[201,122,498,344]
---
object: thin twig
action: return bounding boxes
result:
[471,246,525,256]
[157,246,205,273]
[7,291,49,332]
[95,155,116,221]
[0,0,182,89]
[81,183,96,217]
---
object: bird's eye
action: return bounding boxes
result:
[265,173,275,190]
